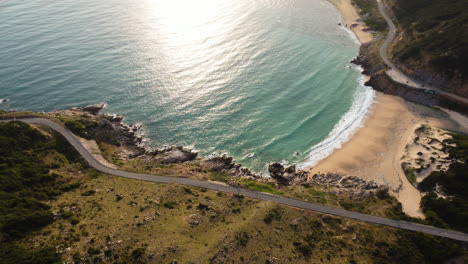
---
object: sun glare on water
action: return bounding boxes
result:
[145,0,226,43]
[136,0,244,101]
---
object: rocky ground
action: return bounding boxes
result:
[352,43,468,116]
[29,104,389,199]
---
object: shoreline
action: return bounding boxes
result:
[300,69,375,169]
[308,92,465,217]
[312,0,467,217]
[329,0,373,44]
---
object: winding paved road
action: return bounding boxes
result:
[376,0,468,105]
[1,117,468,242]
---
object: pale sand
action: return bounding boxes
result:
[309,93,460,218]
[329,0,373,44]
[78,137,118,169]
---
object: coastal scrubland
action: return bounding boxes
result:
[418,133,468,233]
[1,111,467,263]
[351,0,386,31]
[351,0,468,97]
[390,0,468,96]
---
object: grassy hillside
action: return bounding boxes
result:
[0,121,465,263]
[0,121,85,263]
[390,0,468,95]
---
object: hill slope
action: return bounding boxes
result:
[389,0,468,97]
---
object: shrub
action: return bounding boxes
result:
[162,201,177,209]
[131,248,146,259]
[263,207,282,224]
[81,190,96,196]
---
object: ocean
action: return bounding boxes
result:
[0,0,374,173]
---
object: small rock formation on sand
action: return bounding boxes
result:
[268,163,308,186]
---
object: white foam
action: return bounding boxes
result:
[0,98,8,104]
[299,68,375,169]
[340,25,361,45]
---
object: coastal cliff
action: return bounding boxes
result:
[353,43,468,116]
[350,0,468,100]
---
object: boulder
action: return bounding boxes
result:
[268,162,308,186]
[81,103,106,115]
[156,146,198,164]
[204,156,235,171]
[102,114,123,123]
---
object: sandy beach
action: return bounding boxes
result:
[309,93,464,217]
[314,0,468,217]
[329,0,373,43]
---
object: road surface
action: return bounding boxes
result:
[1,117,467,242]
[376,0,468,105]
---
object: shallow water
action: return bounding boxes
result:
[0,0,373,173]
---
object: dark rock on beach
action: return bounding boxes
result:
[268,162,308,186]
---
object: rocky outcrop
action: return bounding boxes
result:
[203,156,257,177]
[54,104,148,158]
[204,156,238,171]
[353,44,468,115]
[80,103,106,115]
[311,173,387,197]
[268,163,308,186]
[152,146,198,164]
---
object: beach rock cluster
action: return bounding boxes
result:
[266,161,387,196]
[311,173,386,196]
[268,163,308,186]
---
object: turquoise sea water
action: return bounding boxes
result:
[0,0,373,173]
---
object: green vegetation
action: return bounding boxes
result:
[263,207,283,224]
[391,0,468,88]
[0,119,465,263]
[208,171,230,182]
[239,178,284,195]
[0,245,61,264]
[0,121,84,263]
[352,0,387,31]
[418,133,468,232]
[63,118,97,139]
[402,166,417,185]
